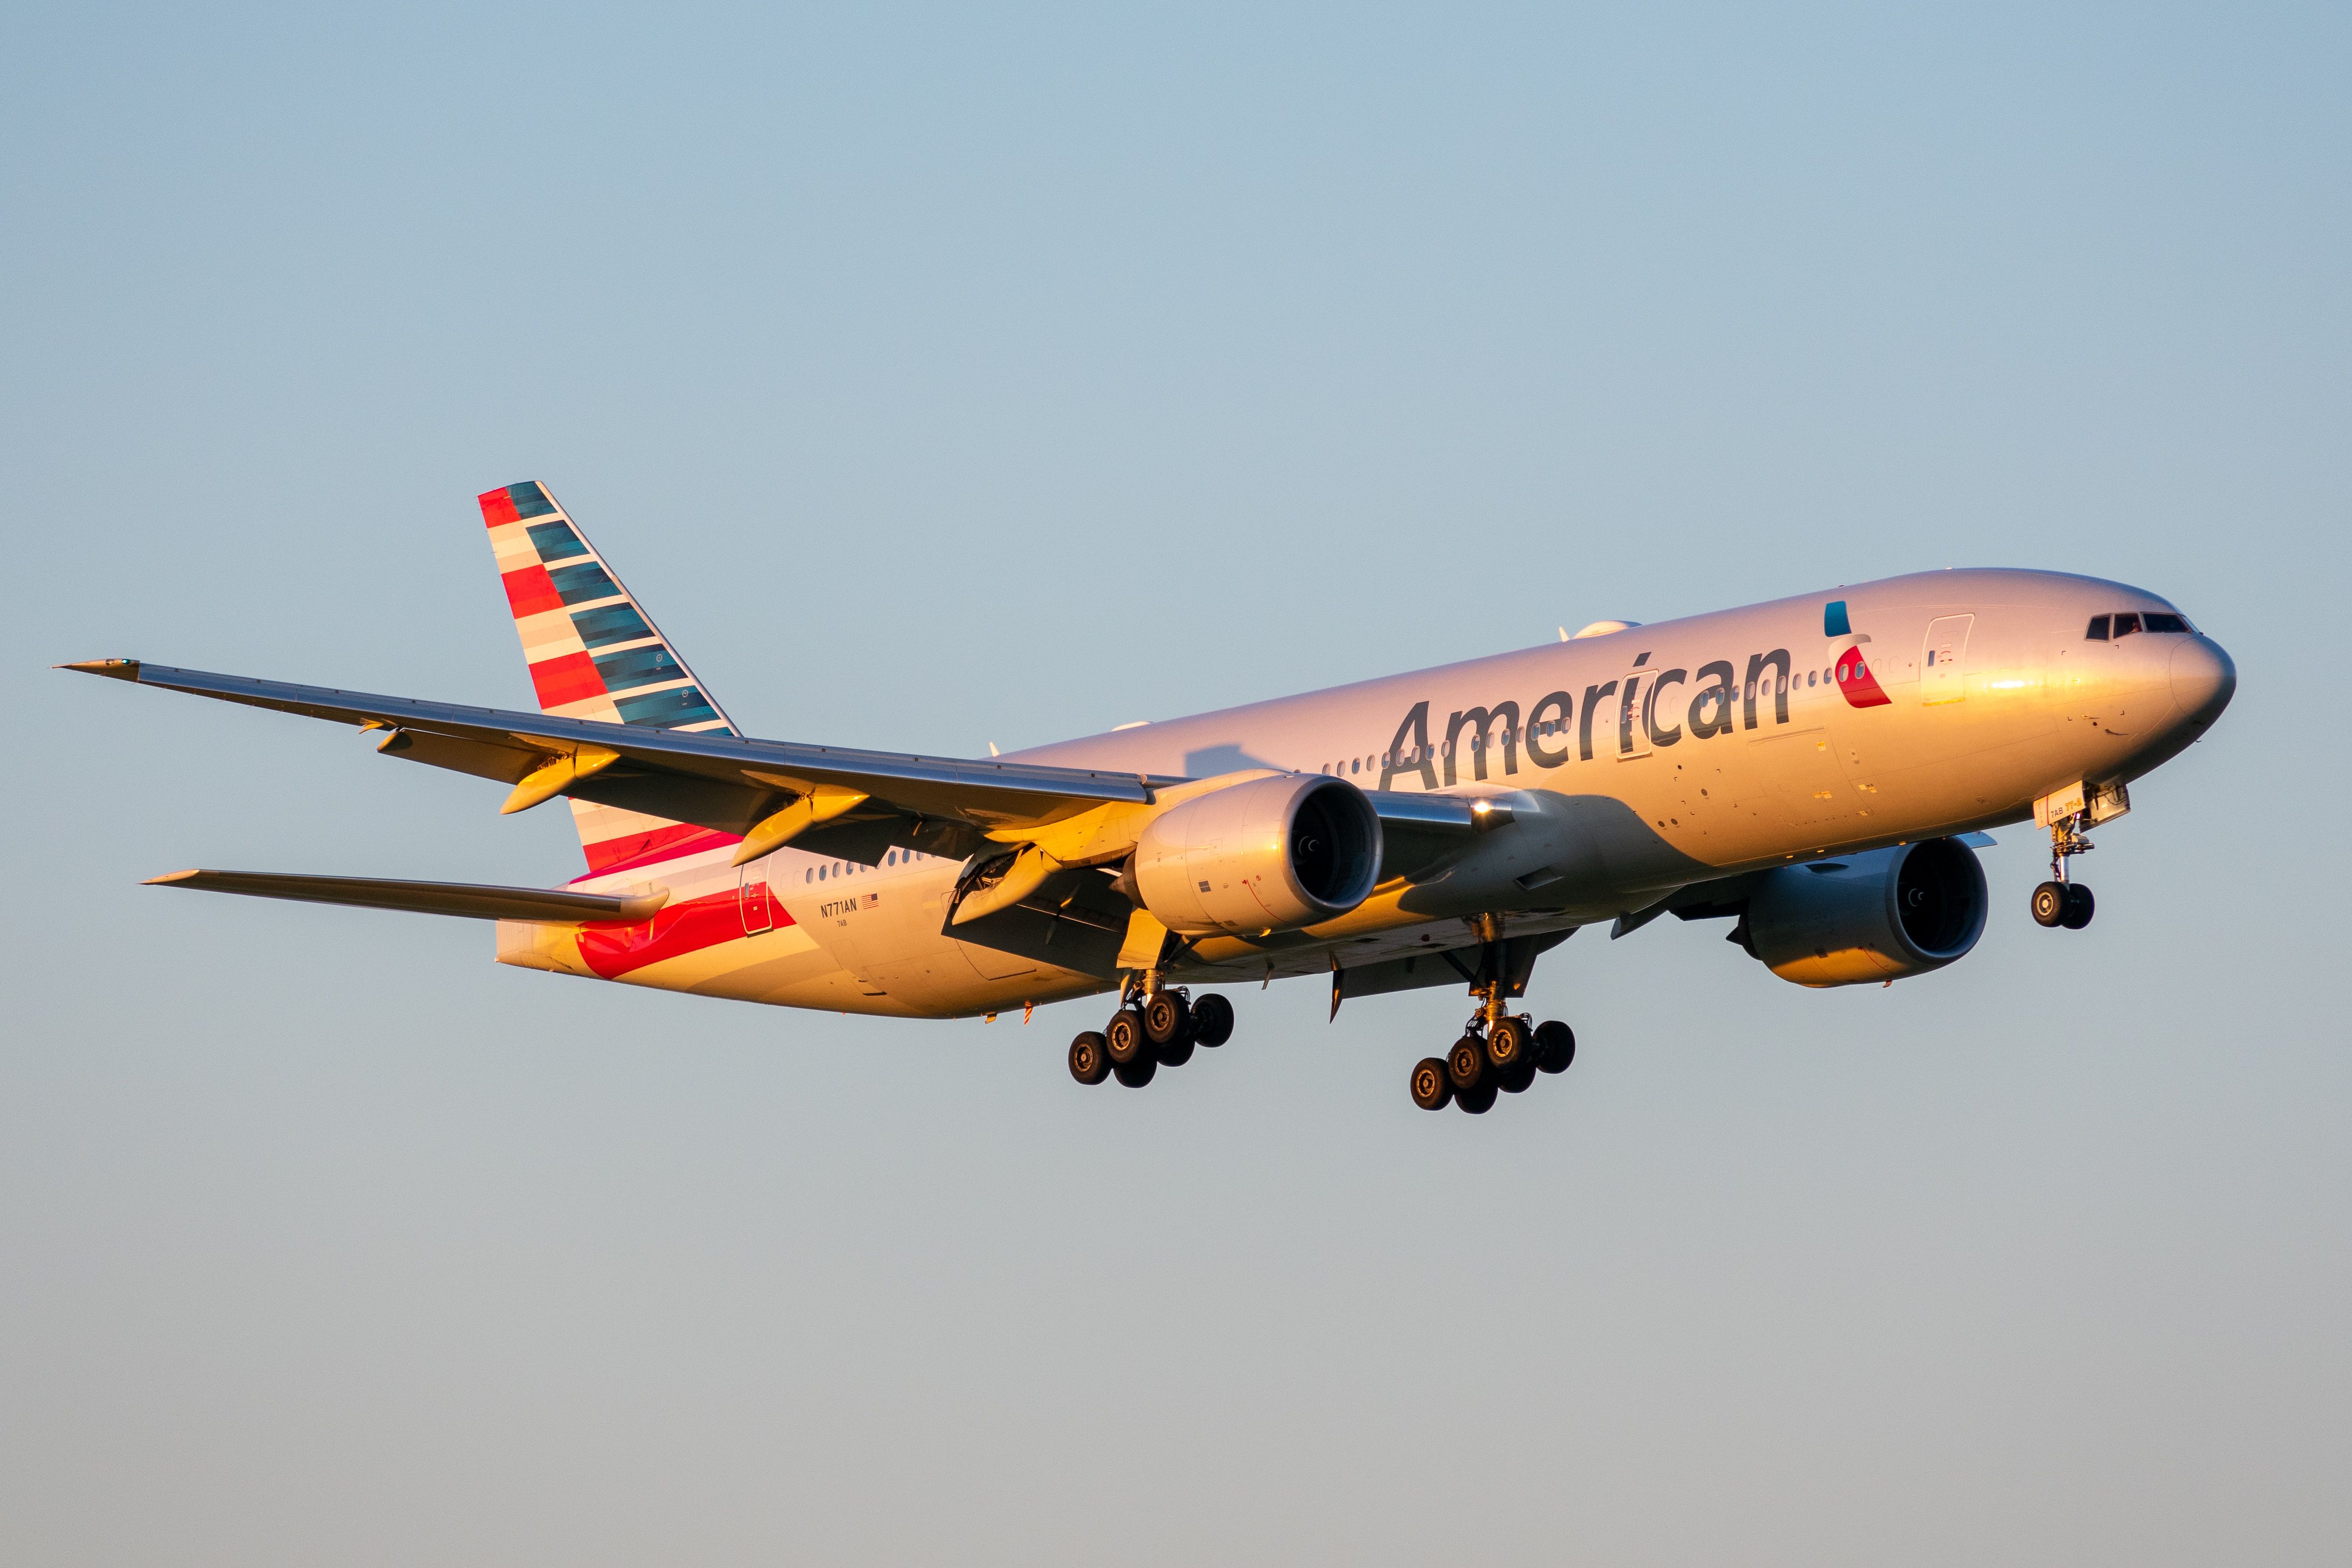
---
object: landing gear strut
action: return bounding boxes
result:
[1409,918,1577,1114]
[1068,965,1236,1088]
[2031,811,2097,931]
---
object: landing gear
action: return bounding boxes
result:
[1412,920,1578,1114]
[1104,1008,1151,1067]
[2034,812,2098,931]
[1068,1031,1110,1085]
[1069,979,1236,1089]
[1418,1013,1574,1111]
[1143,991,1189,1047]
[1486,1017,1533,1074]
[1411,921,1580,1114]
[1446,1034,1487,1093]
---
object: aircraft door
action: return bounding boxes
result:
[740,862,775,934]
[1921,615,1974,705]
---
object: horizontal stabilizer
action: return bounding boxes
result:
[143,868,668,924]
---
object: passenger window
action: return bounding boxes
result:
[2085,615,2110,640]
[2112,613,2140,637]
[2143,612,2188,633]
[1807,670,1816,687]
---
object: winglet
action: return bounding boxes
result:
[59,659,143,681]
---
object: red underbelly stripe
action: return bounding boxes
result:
[576,886,792,980]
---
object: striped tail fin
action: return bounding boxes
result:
[478,481,740,874]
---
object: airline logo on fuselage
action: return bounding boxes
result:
[1377,637,1885,791]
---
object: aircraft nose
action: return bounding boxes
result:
[2170,636,2236,728]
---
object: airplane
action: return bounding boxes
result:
[63,481,2238,1114]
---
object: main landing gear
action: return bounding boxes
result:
[2031,811,2097,931]
[1412,1015,1575,1114]
[1068,981,1236,1089]
[1410,920,1576,1114]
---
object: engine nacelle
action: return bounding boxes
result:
[1131,773,1382,937]
[1741,838,1988,987]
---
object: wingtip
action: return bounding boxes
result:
[144,870,201,886]
[59,658,142,680]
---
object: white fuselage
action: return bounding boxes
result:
[504,568,2233,1017]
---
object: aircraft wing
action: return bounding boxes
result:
[65,659,1165,860]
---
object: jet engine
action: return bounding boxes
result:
[1130,773,1382,936]
[1738,837,1988,987]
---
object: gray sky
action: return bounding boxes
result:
[5,5,2347,1563]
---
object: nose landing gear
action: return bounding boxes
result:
[2032,811,2098,930]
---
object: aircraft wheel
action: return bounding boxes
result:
[1104,1008,1151,1066]
[1411,1057,1453,1111]
[1497,1057,1538,1094]
[1534,1020,1576,1074]
[1486,1016,1533,1073]
[1068,1031,1111,1085]
[1455,1081,1498,1115]
[1155,1034,1196,1068]
[2060,883,2096,929]
[1190,992,1235,1047]
[1143,991,1191,1047]
[1446,1034,1487,1092]
[1111,1054,1158,1089]
[2031,881,2068,928]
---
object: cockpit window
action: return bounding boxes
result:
[2143,612,2191,633]
[2085,615,2110,641]
[2112,613,2141,637]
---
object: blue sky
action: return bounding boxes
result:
[5,6,2347,1563]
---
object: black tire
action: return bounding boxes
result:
[2060,883,2096,929]
[2031,881,2067,928]
[1446,1034,1487,1092]
[1068,1031,1111,1085]
[1487,1016,1533,1072]
[1143,990,1191,1047]
[1104,1008,1151,1065]
[1497,1057,1538,1094]
[1155,1034,1196,1068]
[1111,1054,1158,1089]
[1191,992,1235,1048]
[1410,1057,1453,1111]
[1534,1020,1576,1074]
[1456,1081,1498,1115]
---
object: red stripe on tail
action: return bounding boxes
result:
[478,487,521,527]
[500,564,565,618]
[528,650,606,708]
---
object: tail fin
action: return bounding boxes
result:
[478,480,740,873]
